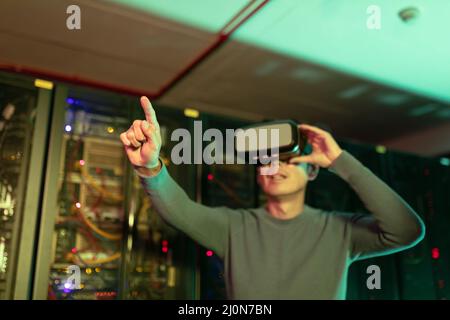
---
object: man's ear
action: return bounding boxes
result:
[307,164,320,181]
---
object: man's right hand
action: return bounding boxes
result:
[120,96,162,175]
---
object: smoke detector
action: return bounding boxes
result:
[399,7,420,23]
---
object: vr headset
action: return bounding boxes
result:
[235,120,309,164]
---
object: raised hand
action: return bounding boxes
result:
[120,96,162,171]
[289,124,342,168]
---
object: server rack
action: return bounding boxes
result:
[0,72,53,299]
[305,141,444,300]
[0,71,199,300]
[30,83,199,300]
[198,114,258,300]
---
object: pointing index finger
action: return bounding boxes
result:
[140,96,159,126]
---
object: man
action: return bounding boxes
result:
[120,96,425,299]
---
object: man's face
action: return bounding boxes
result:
[257,160,309,197]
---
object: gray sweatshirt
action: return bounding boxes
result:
[140,151,425,299]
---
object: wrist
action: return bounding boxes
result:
[134,159,162,177]
[329,149,343,166]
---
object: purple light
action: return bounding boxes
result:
[65,125,72,132]
[66,98,75,104]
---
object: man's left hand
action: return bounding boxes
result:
[288,124,343,168]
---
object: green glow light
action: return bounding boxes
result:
[408,103,439,117]
[440,158,450,166]
[109,0,248,32]
[234,0,450,103]
[376,145,387,154]
[110,0,450,103]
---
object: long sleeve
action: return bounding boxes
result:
[329,151,425,261]
[139,164,231,259]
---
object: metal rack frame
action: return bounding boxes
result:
[0,71,53,299]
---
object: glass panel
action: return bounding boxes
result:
[0,80,37,299]
[47,92,129,300]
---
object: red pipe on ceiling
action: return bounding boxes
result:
[0,0,269,99]
[154,0,269,98]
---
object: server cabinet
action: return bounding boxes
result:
[198,115,258,300]
[122,102,199,300]
[393,152,450,300]
[306,142,441,300]
[0,72,53,299]
[32,84,198,300]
